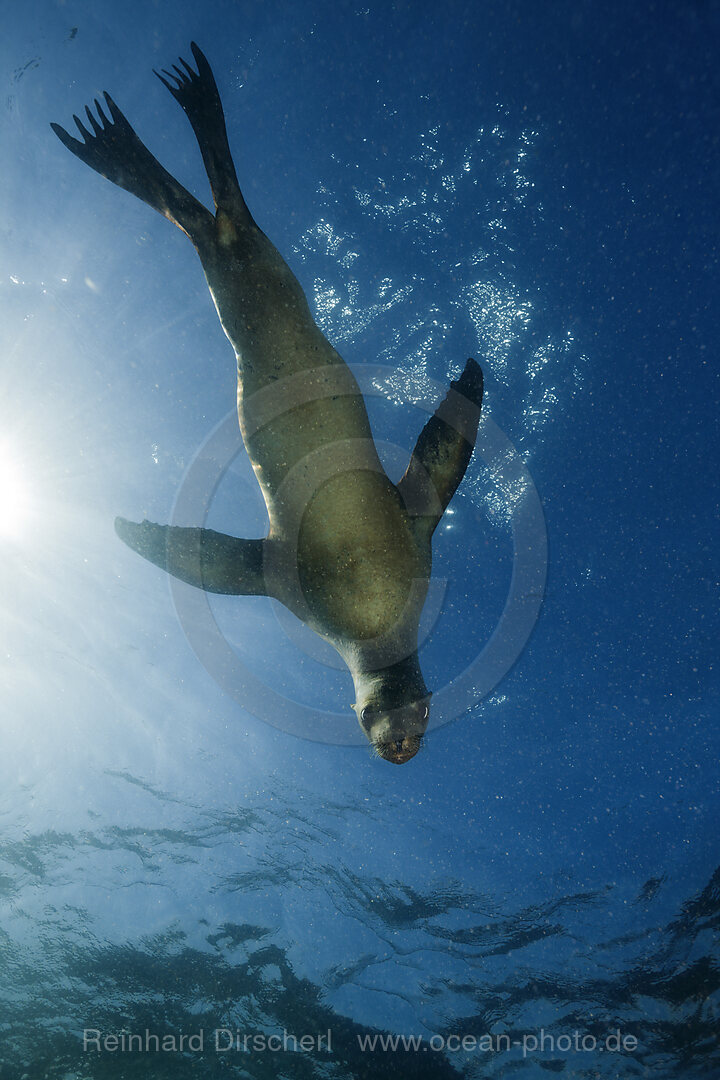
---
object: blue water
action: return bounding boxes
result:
[2,1,719,1077]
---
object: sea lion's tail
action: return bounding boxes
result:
[51,93,213,242]
[154,42,251,221]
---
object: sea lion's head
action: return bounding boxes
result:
[353,697,431,765]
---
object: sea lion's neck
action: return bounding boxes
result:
[349,652,429,712]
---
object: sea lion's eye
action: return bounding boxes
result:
[360,706,377,725]
[420,704,429,719]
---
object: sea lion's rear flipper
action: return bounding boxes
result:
[154,43,251,220]
[115,517,268,596]
[51,95,212,241]
[397,358,484,534]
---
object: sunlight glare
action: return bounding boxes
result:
[0,450,31,540]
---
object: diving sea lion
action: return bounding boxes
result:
[52,44,484,764]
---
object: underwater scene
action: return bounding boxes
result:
[2,1,719,1077]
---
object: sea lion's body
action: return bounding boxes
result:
[53,44,483,763]
[203,216,429,654]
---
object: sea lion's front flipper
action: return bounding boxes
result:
[154,43,249,218]
[115,518,268,596]
[51,95,212,240]
[397,358,484,534]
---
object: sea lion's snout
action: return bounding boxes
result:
[374,734,423,765]
[356,698,430,765]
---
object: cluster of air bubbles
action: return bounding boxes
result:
[412,126,444,170]
[519,331,588,436]
[311,277,414,345]
[477,449,535,530]
[349,121,539,253]
[294,218,358,265]
[462,280,533,381]
[372,308,452,405]
[293,221,412,343]
[291,114,588,528]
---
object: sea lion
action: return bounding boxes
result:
[52,44,484,763]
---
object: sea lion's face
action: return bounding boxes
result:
[354,699,430,765]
